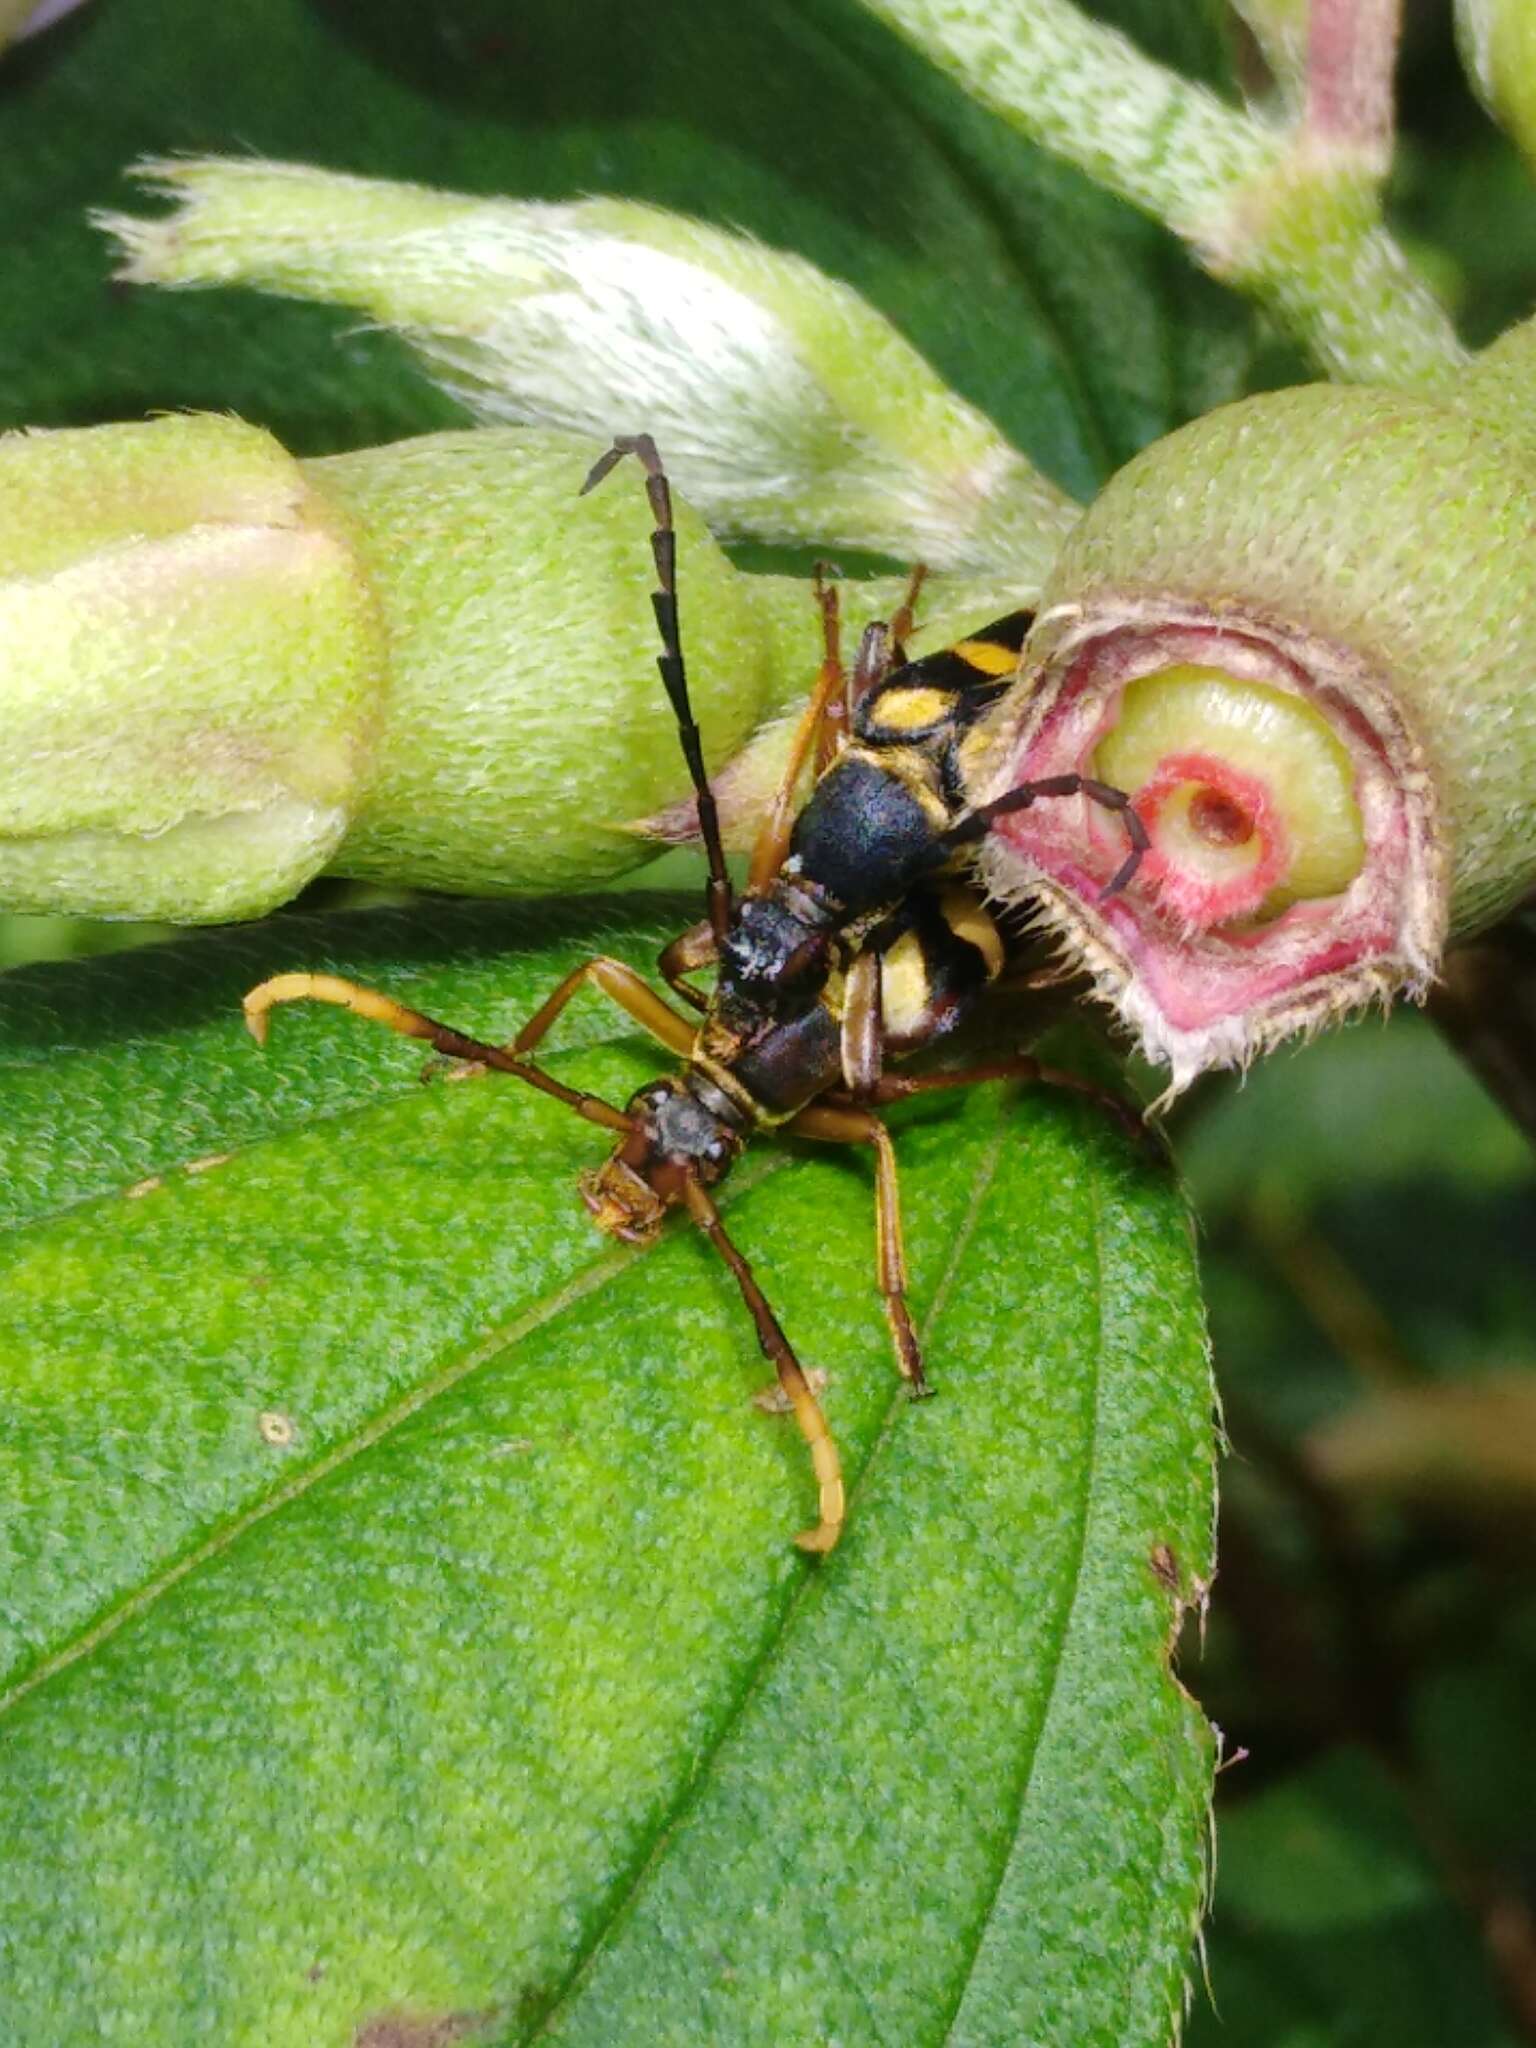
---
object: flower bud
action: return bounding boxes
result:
[100,159,1075,577]
[0,412,1020,920]
[974,376,1536,1088]
[305,429,771,894]
[1455,0,1536,173]
[0,418,783,916]
[0,414,381,920]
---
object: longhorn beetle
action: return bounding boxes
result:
[244,435,1146,1554]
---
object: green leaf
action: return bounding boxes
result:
[0,0,1252,498]
[0,901,1214,2046]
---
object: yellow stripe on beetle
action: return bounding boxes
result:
[937,887,1005,979]
[862,686,956,734]
[879,931,937,1040]
[951,638,1022,678]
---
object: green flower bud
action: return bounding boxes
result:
[972,374,1536,1087]
[99,158,1076,578]
[306,430,770,895]
[0,414,380,920]
[0,413,1019,922]
[1455,0,1536,174]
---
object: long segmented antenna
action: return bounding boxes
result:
[943,773,1151,898]
[581,434,733,945]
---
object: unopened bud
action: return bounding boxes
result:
[0,414,380,919]
[0,413,1020,921]
[975,373,1536,1089]
[1456,0,1536,173]
[100,159,1076,577]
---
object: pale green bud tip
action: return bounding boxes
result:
[0,414,381,921]
[99,158,1075,576]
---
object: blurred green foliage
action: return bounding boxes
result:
[1180,1013,1536,2046]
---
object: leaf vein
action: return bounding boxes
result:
[0,1218,658,1720]
[522,1104,1012,2044]
[4,1135,803,1718]
[936,1147,1109,2046]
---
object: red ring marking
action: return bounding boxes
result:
[1132,750,1288,928]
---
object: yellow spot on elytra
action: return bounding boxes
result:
[880,930,935,1039]
[951,637,1021,677]
[867,686,954,733]
[937,887,1005,978]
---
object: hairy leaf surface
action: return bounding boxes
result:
[0,903,1213,2046]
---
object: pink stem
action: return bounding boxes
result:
[1305,0,1402,158]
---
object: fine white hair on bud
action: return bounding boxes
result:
[99,159,1077,576]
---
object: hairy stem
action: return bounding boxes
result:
[1304,0,1401,159]
[854,0,1465,388]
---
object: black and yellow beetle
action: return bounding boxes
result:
[243,435,1146,1555]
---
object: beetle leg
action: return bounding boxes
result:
[681,1175,845,1555]
[886,561,927,666]
[858,1054,1146,1143]
[508,955,697,1061]
[786,1099,928,1398]
[945,772,1150,898]
[657,918,718,1012]
[747,573,848,892]
[245,956,700,1137]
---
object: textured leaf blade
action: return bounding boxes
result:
[0,904,1213,2046]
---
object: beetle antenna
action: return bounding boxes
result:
[582,434,733,944]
